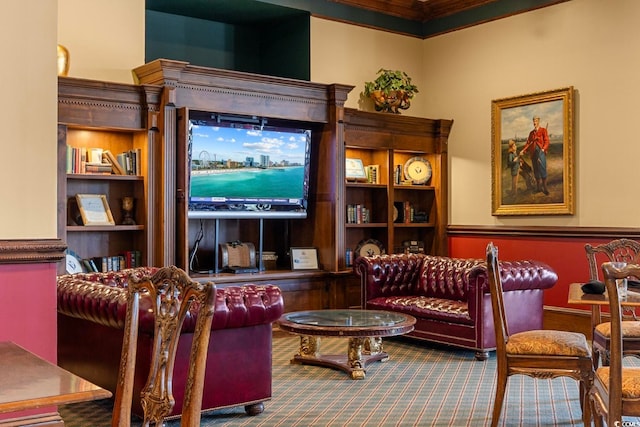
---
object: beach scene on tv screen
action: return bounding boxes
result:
[189,123,309,201]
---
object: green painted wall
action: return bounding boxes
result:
[145,9,309,80]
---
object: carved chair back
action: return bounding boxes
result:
[111,266,215,427]
[592,262,640,425]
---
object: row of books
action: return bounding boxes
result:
[394,201,429,224]
[346,204,371,224]
[366,165,380,184]
[66,146,141,176]
[82,250,142,273]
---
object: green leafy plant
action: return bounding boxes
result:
[363,69,419,113]
[364,68,419,99]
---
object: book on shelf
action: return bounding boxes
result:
[102,150,126,175]
[346,204,370,224]
[84,162,112,174]
[403,201,414,224]
[89,147,103,164]
[116,149,142,175]
[366,165,379,184]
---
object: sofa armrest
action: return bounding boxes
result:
[58,273,284,332]
[354,253,424,304]
[468,260,558,293]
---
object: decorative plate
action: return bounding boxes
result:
[65,251,84,274]
[404,156,432,184]
[354,238,385,258]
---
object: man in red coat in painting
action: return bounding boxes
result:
[520,116,550,195]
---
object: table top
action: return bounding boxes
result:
[277,309,416,338]
[568,282,640,307]
[0,341,112,414]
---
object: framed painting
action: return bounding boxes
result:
[491,87,575,216]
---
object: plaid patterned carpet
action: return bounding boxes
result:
[58,332,631,426]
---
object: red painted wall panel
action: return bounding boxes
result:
[0,263,57,363]
[448,235,615,310]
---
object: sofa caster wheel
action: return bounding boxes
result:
[245,402,264,416]
[475,351,489,361]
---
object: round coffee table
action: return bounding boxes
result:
[277,309,416,379]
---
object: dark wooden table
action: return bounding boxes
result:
[277,309,416,379]
[0,341,112,426]
[568,282,640,327]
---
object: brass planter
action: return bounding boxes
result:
[369,89,411,114]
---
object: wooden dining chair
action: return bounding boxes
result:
[486,242,593,427]
[585,239,640,368]
[111,266,216,427]
[591,261,640,426]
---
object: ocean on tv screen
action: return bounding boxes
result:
[190,166,305,200]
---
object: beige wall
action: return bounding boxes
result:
[312,0,640,228]
[43,0,639,242]
[58,0,145,83]
[310,19,425,114]
[0,1,58,239]
[423,0,640,227]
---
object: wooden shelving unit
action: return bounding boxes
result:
[57,77,162,274]
[340,108,453,267]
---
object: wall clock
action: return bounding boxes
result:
[404,156,432,184]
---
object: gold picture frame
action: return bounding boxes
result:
[76,194,115,225]
[491,87,575,216]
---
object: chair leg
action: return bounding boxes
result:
[589,386,603,427]
[491,371,507,427]
[580,379,592,427]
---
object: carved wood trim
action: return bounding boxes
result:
[0,239,66,264]
[58,76,162,130]
[448,225,640,239]
[132,59,354,124]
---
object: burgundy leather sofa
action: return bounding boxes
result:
[354,253,557,360]
[56,267,283,418]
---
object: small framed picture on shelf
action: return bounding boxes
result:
[366,164,380,184]
[345,158,367,182]
[290,247,320,270]
[76,194,115,226]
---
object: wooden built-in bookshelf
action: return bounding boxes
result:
[57,77,162,274]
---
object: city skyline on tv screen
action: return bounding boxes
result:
[188,121,310,205]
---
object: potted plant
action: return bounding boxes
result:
[363,68,419,114]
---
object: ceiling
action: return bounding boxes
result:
[323,0,570,37]
[146,0,570,38]
[331,0,501,23]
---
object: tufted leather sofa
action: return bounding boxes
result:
[56,267,284,418]
[354,253,557,360]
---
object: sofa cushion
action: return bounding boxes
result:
[367,296,472,325]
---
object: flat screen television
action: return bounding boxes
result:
[187,112,312,219]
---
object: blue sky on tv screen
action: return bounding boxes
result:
[190,123,308,165]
